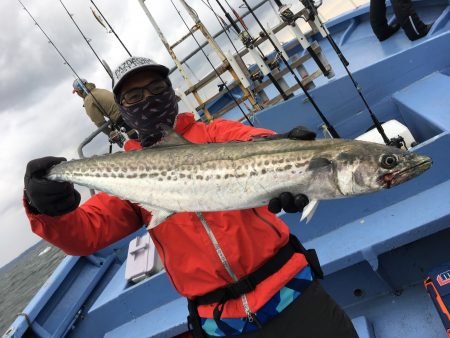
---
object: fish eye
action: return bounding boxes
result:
[380,154,398,169]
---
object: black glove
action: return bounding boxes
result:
[268,192,309,214]
[265,125,314,214]
[263,125,316,141]
[24,156,81,216]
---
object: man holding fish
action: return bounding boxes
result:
[24,56,431,337]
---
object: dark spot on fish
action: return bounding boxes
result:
[224,174,229,179]
[127,174,137,178]
[353,171,365,185]
[149,173,158,178]
[196,175,203,180]
[180,173,185,178]
[95,173,101,177]
[103,173,108,178]
[250,171,257,176]
[158,178,163,181]
[337,152,355,162]
[118,173,124,178]
[113,167,119,172]
[216,175,221,179]
[106,167,111,172]
[284,165,292,170]
[111,173,116,178]
[308,158,332,170]
[264,160,270,165]
[167,176,171,180]
[161,171,167,176]
[140,174,147,178]
[262,169,267,174]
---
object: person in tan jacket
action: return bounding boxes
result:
[72,78,137,143]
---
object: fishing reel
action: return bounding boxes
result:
[239,31,254,48]
[267,56,281,71]
[109,129,126,148]
[278,4,297,26]
[388,136,408,150]
[250,70,264,82]
[300,0,322,21]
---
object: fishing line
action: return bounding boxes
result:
[300,0,393,146]
[240,0,340,138]
[17,0,124,147]
[170,0,254,126]
[216,0,291,100]
[271,0,330,76]
[202,0,242,56]
[59,0,111,78]
[202,0,262,107]
[90,0,132,57]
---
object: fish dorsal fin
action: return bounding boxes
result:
[151,125,192,148]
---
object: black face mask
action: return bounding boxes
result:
[119,86,178,147]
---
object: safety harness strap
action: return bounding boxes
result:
[195,239,296,306]
[187,235,324,338]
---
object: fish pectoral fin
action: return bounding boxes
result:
[300,199,319,223]
[140,205,176,229]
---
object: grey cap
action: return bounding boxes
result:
[112,56,169,95]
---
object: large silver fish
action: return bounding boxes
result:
[46,130,432,227]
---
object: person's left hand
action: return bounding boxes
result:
[268,192,309,214]
[264,125,315,213]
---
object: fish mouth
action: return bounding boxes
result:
[380,159,433,189]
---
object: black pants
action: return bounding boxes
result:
[370,0,429,41]
[214,281,358,338]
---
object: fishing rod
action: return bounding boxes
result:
[59,0,111,78]
[271,0,330,77]
[240,0,340,138]
[170,0,255,126]
[201,0,243,56]
[18,0,126,149]
[216,0,292,100]
[90,0,132,57]
[201,0,263,121]
[299,0,396,146]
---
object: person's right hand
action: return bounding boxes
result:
[24,157,81,216]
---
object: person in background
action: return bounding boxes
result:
[72,78,137,144]
[24,57,358,338]
[370,0,432,41]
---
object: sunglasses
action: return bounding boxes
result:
[120,78,170,105]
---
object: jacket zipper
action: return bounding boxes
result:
[195,212,257,321]
[252,208,282,238]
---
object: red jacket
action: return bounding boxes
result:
[25,113,308,318]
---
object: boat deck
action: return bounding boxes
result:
[4,1,450,337]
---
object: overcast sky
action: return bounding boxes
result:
[0,0,365,267]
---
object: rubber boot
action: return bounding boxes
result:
[392,0,431,41]
[370,0,401,41]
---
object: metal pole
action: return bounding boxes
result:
[137,0,212,121]
[178,0,261,113]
